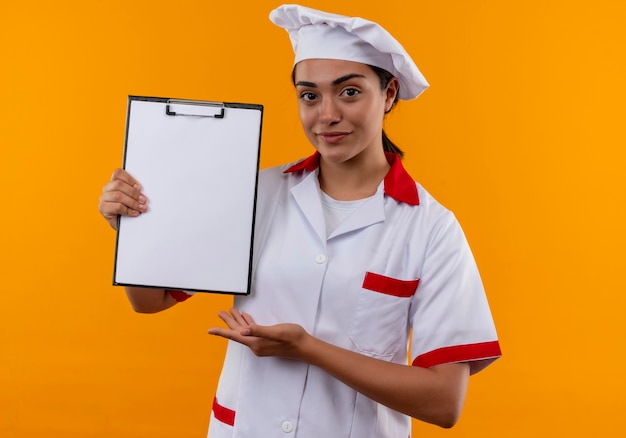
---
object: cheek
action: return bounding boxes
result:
[356,104,384,129]
[298,105,315,129]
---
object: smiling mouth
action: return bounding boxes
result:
[318,132,350,144]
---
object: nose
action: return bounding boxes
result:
[319,97,341,124]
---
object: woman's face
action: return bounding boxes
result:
[294,59,398,166]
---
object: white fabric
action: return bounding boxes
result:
[206,159,499,438]
[269,4,429,100]
[319,190,368,237]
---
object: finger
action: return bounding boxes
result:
[99,194,146,218]
[216,310,248,332]
[208,327,232,338]
[216,310,235,325]
[208,324,255,344]
[100,181,148,213]
[103,178,147,205]
[228,308,250,327]
[110,168,142,190]
[243,324,267,338]
[241,312,256,325]
[104,169,147,207]
[240,326,254,336]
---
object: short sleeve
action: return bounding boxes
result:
[409,212,501,375]
[167,290,195,302]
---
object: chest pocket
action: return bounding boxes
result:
[349,272,419,359]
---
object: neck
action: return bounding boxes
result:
[318,149,390,201]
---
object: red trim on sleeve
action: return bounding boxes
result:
[212,396,236,426]
[412,341,502,369]
[167,290,192,302]
[362,272,420,297]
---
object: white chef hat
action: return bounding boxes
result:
[269,4,429,100]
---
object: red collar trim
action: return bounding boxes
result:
[284,152,419,206]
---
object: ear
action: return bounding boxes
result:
[384,77,400,113]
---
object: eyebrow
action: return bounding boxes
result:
[295,73,367,88]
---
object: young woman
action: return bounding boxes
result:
[99,5,500,437]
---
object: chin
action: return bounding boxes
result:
[318,148,355,165]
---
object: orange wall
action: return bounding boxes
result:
[1,1,625,437]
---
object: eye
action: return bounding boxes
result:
[299,92,318,102]
[341,88,360,98]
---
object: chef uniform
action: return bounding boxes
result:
[174,4,501,437]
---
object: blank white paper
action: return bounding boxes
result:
[113,97,262,294]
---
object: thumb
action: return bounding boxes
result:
[240,327,253,336]
[240,324,269,338]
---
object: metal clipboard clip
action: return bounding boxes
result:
[165,99,225,119]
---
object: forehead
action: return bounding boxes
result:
[294,59,375,84]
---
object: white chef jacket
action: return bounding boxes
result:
[184,152,501,438]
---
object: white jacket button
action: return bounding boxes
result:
[281,420,294,433]
[315,254,327,264]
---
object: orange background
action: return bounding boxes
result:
[1,1,625,437]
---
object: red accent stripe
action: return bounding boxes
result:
[383,152,419,206]
[362,272,420,298]
[212,396,235,426]
[167,290,191,302]
[412,341,502,368]
[284,153,319,172]
[284,152,419,205]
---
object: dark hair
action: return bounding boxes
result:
[291,63,404,158]
[368,65,403,158]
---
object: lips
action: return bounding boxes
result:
[318,131,350,144]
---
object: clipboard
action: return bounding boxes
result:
[113,95,263,295]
